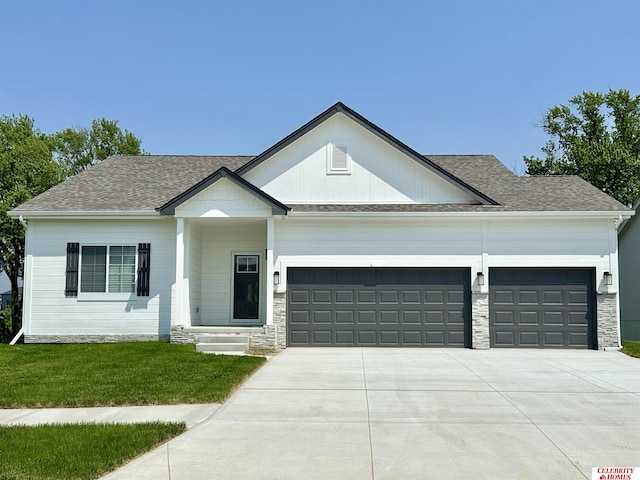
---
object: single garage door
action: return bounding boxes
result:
[489,268,596,348]
[287,267,471,347]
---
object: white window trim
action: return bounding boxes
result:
[326,143,351,175]
[229,251,263,323]
[77,244,138,302]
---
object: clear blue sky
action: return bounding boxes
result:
[1,0,638,173]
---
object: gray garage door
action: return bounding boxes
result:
[489,268,596,348]
[287,268,471,347]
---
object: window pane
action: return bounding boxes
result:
[108,245,136,293]
[80,246,107,293]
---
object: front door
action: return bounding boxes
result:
[233,254,260,321]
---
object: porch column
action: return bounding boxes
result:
[266,217,274,325]
[175,218,186,327]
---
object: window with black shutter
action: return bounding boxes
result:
[65,242,80,297]
[137,243,151,296]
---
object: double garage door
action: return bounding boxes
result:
[287,268,471,347]
[287,267,596,349]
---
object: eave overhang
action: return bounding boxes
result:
[157,167,290,216]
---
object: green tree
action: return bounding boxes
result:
[0,115,144,341]
[0,115,63,339]
[53,118,144,176]
[524,89,640,206]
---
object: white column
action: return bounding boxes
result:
[265,217,274,325]
[175,218,185,327]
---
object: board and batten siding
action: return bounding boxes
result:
[244,113,476,204]
[619,212,640,340]
[175,178,273,218]
[23,219,176,337]
[199,220,266,325]
[274,217,615,289]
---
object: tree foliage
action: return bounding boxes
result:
[0,115,144,341]
[524,89,640,206]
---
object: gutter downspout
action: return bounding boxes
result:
[8,216,29,345]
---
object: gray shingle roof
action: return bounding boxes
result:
[11,153,630,215]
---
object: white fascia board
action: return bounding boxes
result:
[288,210,635,219]
[8,210,162,220]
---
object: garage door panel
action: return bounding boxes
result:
[357,290,376,304]
[494,311,515,325]
[357,330,377,344]
[335,311,354,324]
[543,311,563,325]
[518,331,540,346]
[447,311,465,325]
[288,267,470,347]
[312,330,332,344]
[494,290,514,304]
[425,291,444,304]
[490,268,594,349]
[543,331,564,346]
[543,291,563,305]
[403,331,422,344]
[402,291,421,304]
[568,312,588,325]
[519,311,540,325]
[357,311,376,324]
[289,290,310,304]
[518,290,538,304]
[312,311,332,324]
[335,290,354,304]
[380,311,400,324]
[402,311,422,324]
[447,290,465,304]
[425,311,444,324]
[290,311,310,324]
[335,330,355,345]
[313,290,332,304]
[380,290,399,303]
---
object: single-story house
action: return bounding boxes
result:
[619,199,640,340]
[10,102,633,349]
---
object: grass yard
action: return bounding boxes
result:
[0,422,185,480]
[621,340,640,358]
[0,342,265,408]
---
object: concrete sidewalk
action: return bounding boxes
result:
[96,348,640,480]
[0,404,220,428]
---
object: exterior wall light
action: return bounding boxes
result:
[273,271,280,286]
[603,271,613,286]
[476,272,485,286]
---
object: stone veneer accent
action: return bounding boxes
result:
[597,293,619,349]
[471,292,490,349]
[25,334,165,343]
[170,293,287,349]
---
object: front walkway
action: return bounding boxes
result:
[95,348,640,480]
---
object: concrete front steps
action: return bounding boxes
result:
[190,327,261,355]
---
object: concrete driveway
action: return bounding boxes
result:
[103,348,640,480]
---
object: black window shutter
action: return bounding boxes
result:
[65,242,80,297]
[137,243,151,296]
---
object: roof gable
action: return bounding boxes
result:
[237,102,498,205]
[159,167,289,216]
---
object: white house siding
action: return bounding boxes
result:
[187,221,203,326]
[274,217,613,288]
[199,220,266,325]
[24,218,176,341]
[244,114,476,204]
[175,178,273,218]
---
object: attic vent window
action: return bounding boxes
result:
[327,144,351,174]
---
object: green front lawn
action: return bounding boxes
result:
[0,342,265,408]
[621,340,640,358]
[0,422,185,480]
